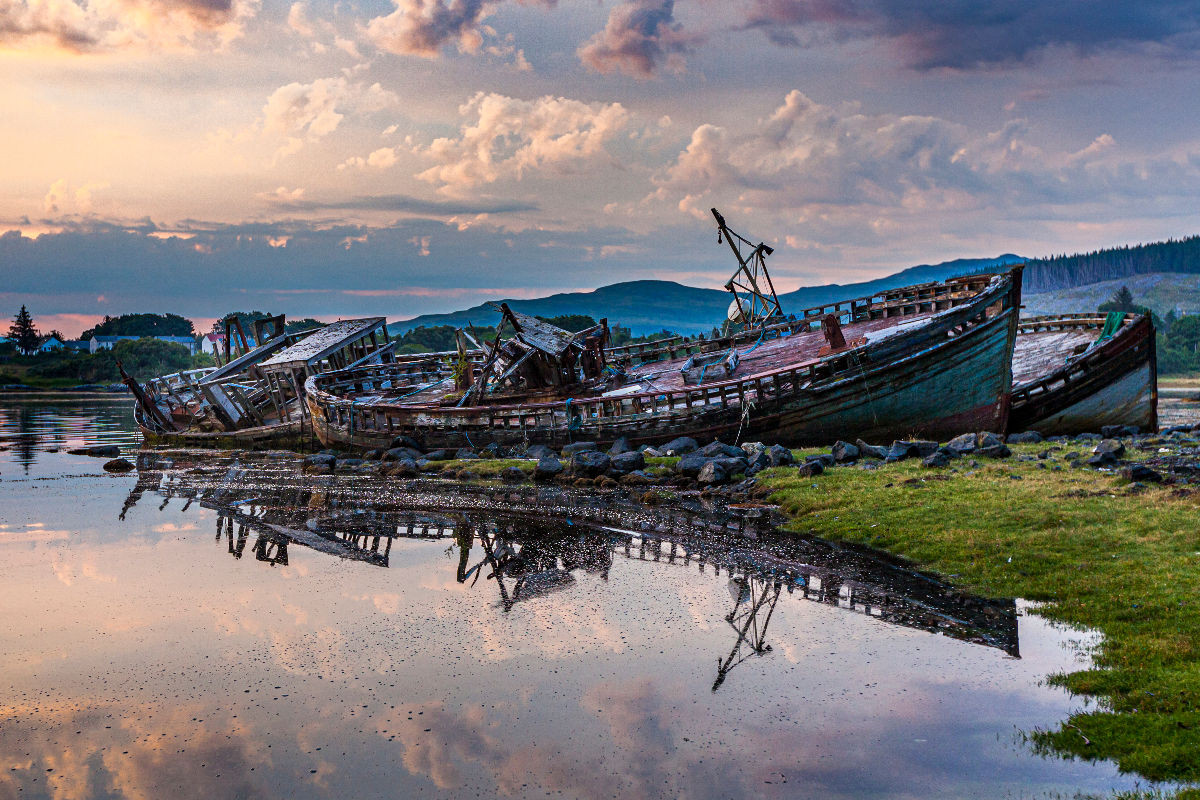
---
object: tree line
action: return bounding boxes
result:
[1024,235,1200,293]
[1098,286,1200,376]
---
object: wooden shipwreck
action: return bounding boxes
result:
[303,209,1026,451]
[132,317,395,448]
[1009,311,1157,434]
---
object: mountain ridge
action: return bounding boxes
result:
[389,254,1025,335]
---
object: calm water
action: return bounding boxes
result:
[0,396,1157,799]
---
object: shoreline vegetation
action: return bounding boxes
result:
[760,443,1200,796]
[280,427,1200,797]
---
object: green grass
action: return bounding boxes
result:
[755,442,1200,788]
[420,458,536,476]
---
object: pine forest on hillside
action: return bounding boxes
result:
[1024,235,1200,293]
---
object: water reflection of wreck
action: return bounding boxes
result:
[125,458,1020,687]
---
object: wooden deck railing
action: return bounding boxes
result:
[308,272,1015,442]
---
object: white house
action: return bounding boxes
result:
[37,335,65,353]
[198,332,225,356]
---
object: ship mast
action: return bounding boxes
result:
[712,208,785,332]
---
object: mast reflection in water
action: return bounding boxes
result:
[124,451,1019,691]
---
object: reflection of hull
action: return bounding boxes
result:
[131,458,1019,658]
[305,271,1023,451]
[1009,314,1158,435]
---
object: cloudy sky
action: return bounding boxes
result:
[3,0,1200,335]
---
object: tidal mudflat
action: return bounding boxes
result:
[0,398,1159,799]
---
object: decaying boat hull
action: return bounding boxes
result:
[1009,314,1157,435]
[134,406,308,450]
[1024,363,1156,435]
[305,271,1022,451]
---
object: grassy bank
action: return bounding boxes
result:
[1161,375,1200,389]
[757,443,1200,793]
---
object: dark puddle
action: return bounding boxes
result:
[0,399,1165,798]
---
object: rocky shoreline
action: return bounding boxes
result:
[282,421,1200,503]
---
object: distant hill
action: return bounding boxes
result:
[1025,235,1200,293]
[389,255,1024,336]
[1025,273,1200,317]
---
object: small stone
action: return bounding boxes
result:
[1102,424,1141,438]
[745,451,772,476]
[741,441,768,460]
[976,431,1004,449]
[103,458,135,473]
[855,439,889,459]
[1093,439,1127,459]
[424,449,451,461]
[607,436,634,455]
[533,456,564,481]
[676,453,712,477]
[499,466,527,483]
[912,440,940,457]
[1122,463,1163,483]
[571,450,611,478]
[767,444,795,467]
[68,444,122,458]
[978,444,1012,459]
[523,444,557,460]
[886,441,918,462]
[922,451,951,468]
[384,458,418,478]
[561,441,598,457]
[1007,431,1043,444]
[661,437,699,455]
[620,470,653,486]
[454,447,479,460]
[383,446,424,462]
[806,453,835,468]
[831,441,860,463]
[945,433,977,455]
[610,450,646,474]
[698,440,745,459]
[697,461,730,485]
[304,453,336,468]
[796,460,824,477]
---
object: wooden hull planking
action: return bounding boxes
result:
[1009,314,1157,435]
[135,406,308,450]
[305,271,1022,451]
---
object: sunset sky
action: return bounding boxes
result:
[3,0,1200,335]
